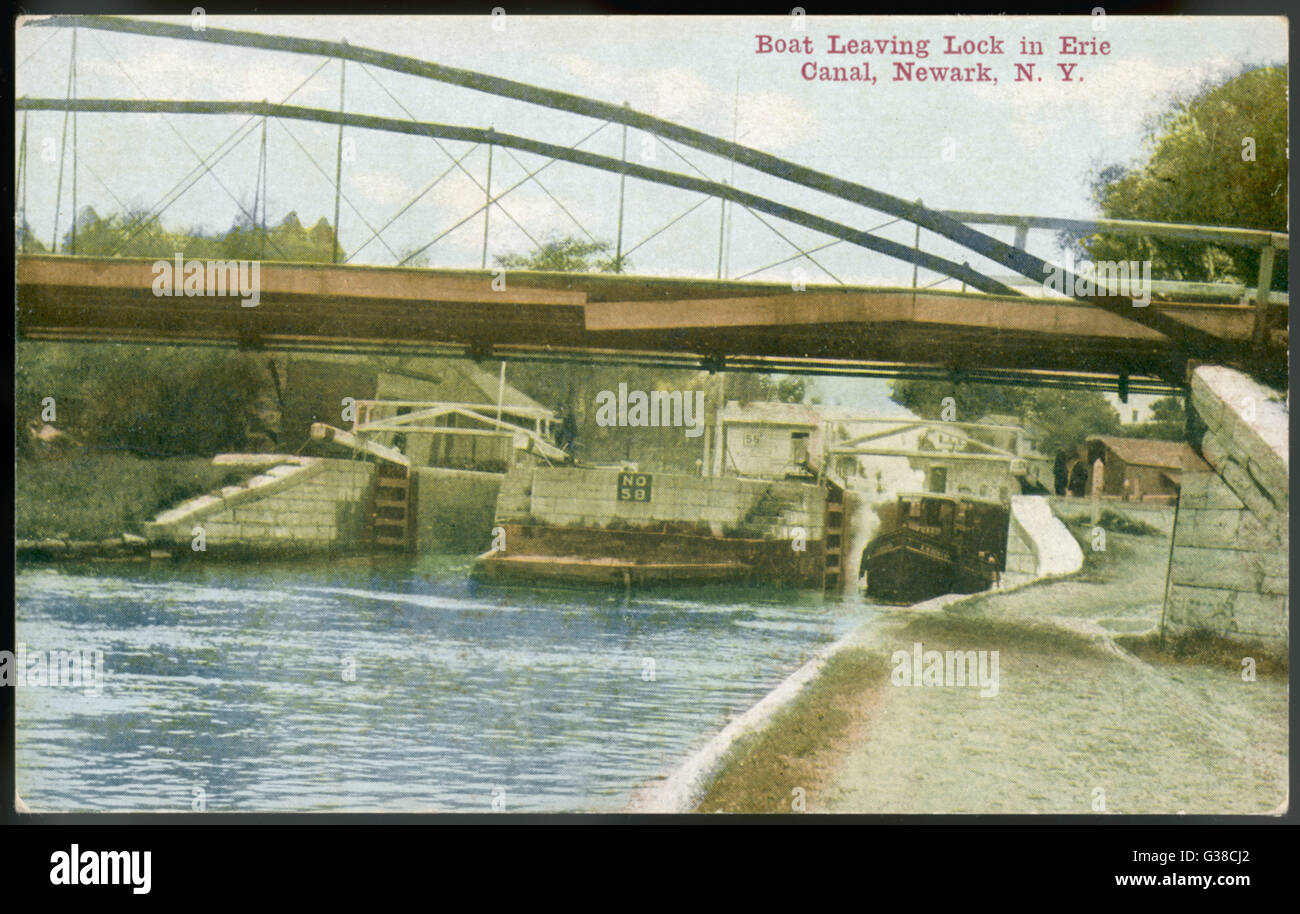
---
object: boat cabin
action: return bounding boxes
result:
[863,492,1010,603]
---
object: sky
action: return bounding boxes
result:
[14,14,1287,409]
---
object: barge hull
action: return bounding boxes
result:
[473,551,752,587]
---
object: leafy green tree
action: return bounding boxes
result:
[888,379,1121,457]
[888,379,1026,424]
[56,207,339,262]
[222,212,338,262]
[1126,395,1187,441]
[495,235,627,273]
[58,207,174,257]
[17,342,267,458]
[1079,65,1287,290]
[773,376,806,403]
[1021,389,1123,456]
[15,218,46,253]
[727,374,806,404]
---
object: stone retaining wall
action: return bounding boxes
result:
[1166,366,1288,645]
[143,457,375,554]
[496,466,825,540]
[1008,495,1085,577]
[1005,521,1038,576]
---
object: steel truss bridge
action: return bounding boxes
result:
[15,15,1289,393]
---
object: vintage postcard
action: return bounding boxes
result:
[11,10,1288,827]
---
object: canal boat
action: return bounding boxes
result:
[861,493,1009,603]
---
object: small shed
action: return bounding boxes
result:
[1083,436,1209,500]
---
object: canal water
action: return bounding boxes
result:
[15,556,873,812]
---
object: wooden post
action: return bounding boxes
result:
[1158,492,1181,651]
[1251,242,1276,352]
[495,360,506,427]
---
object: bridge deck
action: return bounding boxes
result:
[16,255,1285,385]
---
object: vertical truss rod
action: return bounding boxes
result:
[70,26,78,254]
[259,114,269,258]
[480,131,494,270]
[615,102,628,271]
[17,113,28,253]
[331,51,347,264]
[50,29,76,252]
[715,184,726,280]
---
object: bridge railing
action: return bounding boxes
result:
[943,209,1288,351]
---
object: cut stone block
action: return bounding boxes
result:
[1178,471,1245,510]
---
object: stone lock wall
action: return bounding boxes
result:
[144,457,376,554]
[1165,366,1288,646]
[1004,522,1038,576]
[496,466,825,541]
[1005,495,1085,579]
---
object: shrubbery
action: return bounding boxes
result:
[17,342,265,458]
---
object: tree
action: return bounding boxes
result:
[16,342,266,458]
[495,235,627,273]
[888,379,1025,423]
[399,247,431,268]
[58,207,173,257]
[52,206,340,263]
[1126,395,1187,441]
[1020,389,1122,457]
[231,212,337,262]
[888,379,1121,457]
[728,374,806,404]
[15,218,46,253]
[1079,65,1287,291]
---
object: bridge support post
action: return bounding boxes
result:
[1013,220,1028,250]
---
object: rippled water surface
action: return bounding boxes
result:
[16,556,873,812]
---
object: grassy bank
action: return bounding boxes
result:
[689,520,1288,814]
[15,453,254,540]
[696,648,888,813]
